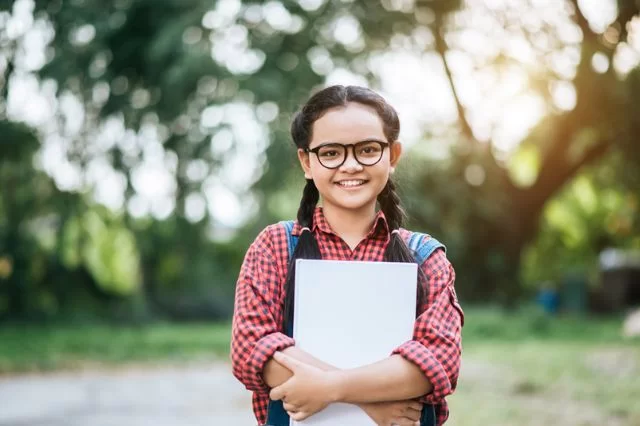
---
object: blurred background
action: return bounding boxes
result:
[1,0,640,425]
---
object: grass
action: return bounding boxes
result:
[0,308,636,374]
[461,305,633,342]
[446,307,640,425]
[1,308,639,425]
[0,321,232,374]
[448,341,640,425]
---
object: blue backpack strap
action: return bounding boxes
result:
[267,220,298,426]
[407,231,443,426]
[406,231,445,264]
[280,220,298,261]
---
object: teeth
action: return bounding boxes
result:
[337,180,365,187]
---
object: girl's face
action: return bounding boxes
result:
[297,102,402,216]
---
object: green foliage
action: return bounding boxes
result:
[398,146,518,300]
[522,158,640,288]
[0,321,231,373]
[0,120,39,161]
[2,0,640,320]
[69,209,141,295]
[507,144,540,188]
[461,306,632,342]
[130,216,245,320]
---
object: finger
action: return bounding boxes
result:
[283,402,299,413]
[393,418,418,426]
[405,406,422,420]
[273,351,301,371]
[269,385,285,401]
[407,401,423,411]
[291,411,310,421]
[404,409,421,422]
[273,351,296,366]
[392,419,419,426]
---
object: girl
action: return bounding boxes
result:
[231,85,463,426]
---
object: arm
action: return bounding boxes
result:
[263,346,333,388]
[230,225,421,420]
[330,354,432,403]
[230,239,408,423]
[387,248,464,404]
[230,227,294,393]
[269,348,424,425]
[271,249,463,407]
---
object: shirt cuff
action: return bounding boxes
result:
[243,332,295,392]
[391,340,452,403]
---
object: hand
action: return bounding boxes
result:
[269,352,339,421]
[359,400,423,426]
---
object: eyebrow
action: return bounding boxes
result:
[311,137,388,147]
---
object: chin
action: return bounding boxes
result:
[327,196,378,212]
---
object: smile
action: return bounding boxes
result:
[335,179,368,188]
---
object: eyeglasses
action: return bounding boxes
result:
[305,140,389,169]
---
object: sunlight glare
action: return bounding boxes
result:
[492,94,546,153]
[591,52,610,74]
[204,178,244,227]
[577,0,618,34]
[549,80,577,111]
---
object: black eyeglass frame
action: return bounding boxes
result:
[305,140,390,169]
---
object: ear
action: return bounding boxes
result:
[297,148,312,179]
[389,141,402,174]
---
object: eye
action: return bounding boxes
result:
[317,145,344,158]
[319,149,340,158]
[358,143,382,155]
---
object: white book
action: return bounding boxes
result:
[292,259,418,426]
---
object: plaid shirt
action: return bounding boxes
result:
[231,208,464,426]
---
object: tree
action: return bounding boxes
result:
[2,0,639,310]
[413,0,640,302]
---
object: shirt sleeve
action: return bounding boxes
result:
[230,227,295,393]
[391,248,464,403]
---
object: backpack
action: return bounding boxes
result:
[266,220,444,426]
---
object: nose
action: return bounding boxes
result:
[339,146,363,172]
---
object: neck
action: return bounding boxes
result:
[321,202,378,242]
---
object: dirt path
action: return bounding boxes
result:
[0,362,255,426]
[1,350,636,426]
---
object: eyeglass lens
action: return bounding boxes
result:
[316,141,385,168]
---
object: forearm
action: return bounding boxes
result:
[331,354,432,404]
[264,349,409,420]
[263,346,336,388]
[265,349,431,402]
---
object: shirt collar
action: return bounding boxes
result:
[291,207,390,238]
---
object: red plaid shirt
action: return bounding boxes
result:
[231,208,464,426]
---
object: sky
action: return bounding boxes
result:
[3,0,639,232]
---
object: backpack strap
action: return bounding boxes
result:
[281,221,445,264]
[267,220,300,426]
[280,220,297,261]
[406,231,445,264]
[395,230,443,426]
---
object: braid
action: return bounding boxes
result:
[297,179,320,227]
[379,178,429,309]
[283,179,322,331]
[377,179,406,231]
